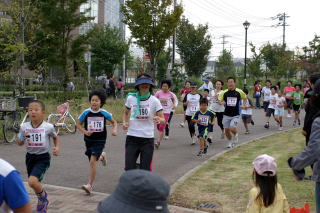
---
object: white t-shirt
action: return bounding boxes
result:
[19,121,57,155]
[241,99,253,115]
[125,95,163,138]
[268,93,278,109]
[261,87,271,102]
[184,93,202,116]
[276,96,286,109]
[209,89,225,112]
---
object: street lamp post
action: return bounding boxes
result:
[243,20,250,89]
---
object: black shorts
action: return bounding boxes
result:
[26,152,51,181]
[183,105,187,111]
[263,101,269,112]
[286,98,293,109]
[293,104,301,112]
[85,139,106,161]
[242,114,252,123]
[266,108,275,117]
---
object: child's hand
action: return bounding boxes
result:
[84,130,93,136]
[53,147,59,156]
[153,116,162,124]
[112,128,117,136]
[123,122,129,131]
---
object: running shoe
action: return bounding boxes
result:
[164,136,169,140]
[298,120,301,126]
[191,136,197,145]
[245,131,250,134]
[251,120,255,125]
[264,122,270,129]
[197,149,204,156]
[293,121,296,126]
[155,141,160,149]
[287,114,292,118]
[279,127,283,131]
[207,138,212,144]
[100,152,107,167]
[81,184,93,195]
[179,122,185,127]
[37,191,49,212]
[227,141,233,148]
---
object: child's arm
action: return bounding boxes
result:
[154,110,165,124]
[17,130,28,146]
[109,119,118,136]
[52,136,60,156]
[76,121,92,136]
[211,117,216,125]
[123,107,130,131]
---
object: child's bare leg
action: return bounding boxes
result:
[28,176,44,197]
[199,137,205,149]
[88,156,97,185]
[244,123,249,132]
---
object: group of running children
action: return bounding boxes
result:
[14,73,305,212]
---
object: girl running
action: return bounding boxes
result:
[275,90,286,131]
[179,81,191,127]
[123,73,165,171]
[210,80,225,139]
[284,80,295,118]
[155,79,177,149]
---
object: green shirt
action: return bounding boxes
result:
[291,91,304,105]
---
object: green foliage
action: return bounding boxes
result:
[171,64,187,92]
[121,0,183,76]
[176,18,212,77]
[88,24,129,77]
[298,35,320,75]
[156,49,170,80]
[215,50,236,81]
[247,43,264,79]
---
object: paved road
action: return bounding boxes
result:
[0,109,303,194]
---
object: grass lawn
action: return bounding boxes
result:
[169,129,315,213]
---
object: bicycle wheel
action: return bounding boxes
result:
[48,114,61,135]
[3,112,20,143]
[65,114,76,134]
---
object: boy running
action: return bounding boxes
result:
[291,84,304,126]
[218,77,247,148]
[261,80,272,112]
[192,98,216,156]
[17,100,60,212]
[275,90,286,130]
[77,89,118,194]
[183,82,202,145]
[264,86,278,129]
[240,88,254,134]
[179,81,191,127]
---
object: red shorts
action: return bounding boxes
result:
[157,113,170,132]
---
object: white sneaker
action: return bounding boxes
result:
[100,152,107,166]
[81,184,93,195]
[179,122,185,127]
[279,127,283,131]
[191,136,197,145]
[164,136,169,140]
[234,133,239,144]
[287,114,292,118]
[227,142,232,148]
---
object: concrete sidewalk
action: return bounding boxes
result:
[25,183,206,213]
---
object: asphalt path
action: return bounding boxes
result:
[0,109,303,193]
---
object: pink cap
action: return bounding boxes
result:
[253,154,277,176]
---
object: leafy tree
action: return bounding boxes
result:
[247,43,263,78]
[121,0,183,78]
[31,0,93,83]
[176,18,212,77]
[156,49,170,80]
[215,49,236,80]
[298,35,320,75]
[89,24,129,77]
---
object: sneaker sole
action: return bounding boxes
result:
[81,186,91,195]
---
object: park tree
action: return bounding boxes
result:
[121,0,183,78]
[156,49,171,80]
[30,0,93,84]
[215,49,236,80]
[176,18,212,77]
[298,35,320,75]
[247,43,263,79]
[88,24,129,77]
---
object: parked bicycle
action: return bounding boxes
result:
[0,96,35,143]
[47,100,76,135]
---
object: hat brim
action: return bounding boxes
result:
[135,78,155,87]
[97,194,170,213]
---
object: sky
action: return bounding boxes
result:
[181,0,320,60]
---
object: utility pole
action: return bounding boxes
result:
[272,13,289,48]
[221,35,230,52]
[171,0,177,76]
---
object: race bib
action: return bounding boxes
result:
[227,97,237,107]
[26,128,45,147]
[189,102,198,113]
[212,95,218,103]
[134,104,151,120]
[160,99,168,107]
[265,92,270,97]
[198,115,209,126]
[295,94,301,100]
[270,97,276,104]
[88,117,104,132]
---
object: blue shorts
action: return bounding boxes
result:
[207,124,213,133]
[85,139,106,161]
[26,152,51,181]
[198,127,209,138]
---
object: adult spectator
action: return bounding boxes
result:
[303,72,320,144]
[288,79,320,213]
[198,79,213,91]
[253,80,261,109]
[97,170,170,213]
[109,76,116,99]
[0,158,32,213]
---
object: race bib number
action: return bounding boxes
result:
[88,117,104,132]
[295,94,301,100]
[189,102,198,113]
[227,97,237,107]
[160,99,168,107]
[134,104,151,120]
[270,97,276,104]
[212,95,218,103]
[26,128,45,147]
[265,92,270,97]
[199,115,209,126]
